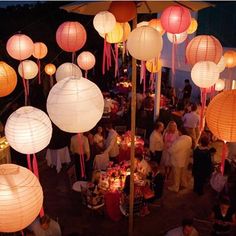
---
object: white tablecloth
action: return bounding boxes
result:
[46,147,71,173]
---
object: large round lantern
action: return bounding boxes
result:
[191,61,219,88]
[108,1,137,23]
[187,18,198,34]
[45,63,56,76]
[77,51,96,71]
[5,106,52,154]
[223,50,236,68]
[18,60,38,80]
[32,42,48,59]
[56,21,87,52]
[137,21,149,28]
[120,22,131,41]
[6,34,34,60]
[215,79,225,91]
[93,11,116,34]
[100,22,123,43]
[186,35,223,66]
[167,31,188,44]
[55,63,82,82]
[206,90,236,141]
[0,164,43,233]
[148,19,165,35]
[146,58,162,73]
[127,26,163,61]
[0,61,17,97]
[217,56,226,73]
[160,6,191,34]
[47,76,104,133]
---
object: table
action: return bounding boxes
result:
[0,137,11,164]
[46,146,71,173]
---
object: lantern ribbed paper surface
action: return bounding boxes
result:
[18,60,38,80]
[167,31,188,44]
[215,79,225,91]
[217,56,226,73]
[187,18,198,34]
[0,164,43,233]
[186,35,223,66]
[206,90,236,142]
[127,26,163,61]
[5,106,52,154]
[137,21,149,28]
[100,22,123,44]
[6,34,34,61]
[55,62,82,82]
[47,76,104,133]
[77,51,96,71]
[32,42,48,59]
[45,63,56,76]
[148,19,165,35]
[223,50,236,68]
[0,61,17,97]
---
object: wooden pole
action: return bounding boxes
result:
[128,16,137,236]
[154,70,162,122]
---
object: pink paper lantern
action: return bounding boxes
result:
[6,34,34,60]
[56,21,87,52]
[77,51,96,71]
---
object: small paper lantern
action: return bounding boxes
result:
[47,76,104,133]
[127,26,163,61]
[45,63,56,76]
[160,5,191,34]
[100,22,123,43]
[167,31,188,44]
[223,50,236,68]
[56,21,87,52]
[77,51,96,71]
[55,62,82,82]
[217,56,226,73]
[0,61,17,97]
[5,106,52,154]
[186,35,223,66]
[215,79,225,91]
[148,19,165,35]
[6,34,34,60]
[187,18,198,34]
[32,42,48,59]
[137,21,149,28]
[191,61,219,88]
[146,58,162,73]
[206,90,236,141]
[18,60,38,80]
[93,11,116,34]
[120,22,131,41]
[108,1,136,23]
[0,164,43,233]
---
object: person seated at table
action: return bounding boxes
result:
[134,151,151,178]
[93,126,105,153]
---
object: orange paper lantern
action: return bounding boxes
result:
[0,61,17,97]
[45,63,56,76]
[148,19,165,35]
[223,50,236,68]
[206,90,236,142]
[146,58,162,73]
[186,35,223,66]
[77,51,96,71]
[109,1,137,23]
[32,42,48,59]
[187,18,198,34]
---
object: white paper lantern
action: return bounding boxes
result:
[191,61,219,88]
[0,164,43,233]
[18,60,38,80]
[217,56,226,73]
[77,51,96,71]
[55,62,82,82]
[93,11,116,34]
[167,31,188,44]
[215,79,225,91]
[127,26,163,61]
[5,106,52,154]
[47,76,104,133]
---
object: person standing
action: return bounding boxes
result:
[182,79,192,105]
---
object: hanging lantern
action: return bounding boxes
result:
[148,19,165,35]
[215,79,225,91]
[217,56,226,73]
[47,76,104,133]
[187,18,198,34]
[6,34,34,60]
[146,58,162,73]
[0,164,43,233]
[167,31,188,44]
[120,22,131,41]
[160,5,191,34]
[191,61,219,88]
[18,60,38,80]
[127,26,163,61]
[32,42,48,59]
[56,21,87,52]
[100,22,123,43]
[137,21,149,28]
[108,1,136,23]
[55,62,82,82]
[186,35,223,66]
[77,51,96,71]
[45,63,56,76]
[5,106,52,154]
[223,50,236,68]
[0,61,17,97]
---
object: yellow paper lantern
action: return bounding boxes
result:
[120,22,131,41]
[18,60,38,80]
[217,56,226,73]
[167,31,188,44]
[45,63,56,76]
[187,18,198,34]
[148,19,165,35]
[191,61,219,88]
[223,50,236,68]
[215,79,225,91]
[206,90,236,141]
[100,22,123,44]
[0,164,43,233]
[32,42,48,59]
[5,106,52,154]
[77,51,96,71]
[146,58,162,73]
[0,61,17,97]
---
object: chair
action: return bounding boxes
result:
[114,125,127,135]
[135,128,147,140]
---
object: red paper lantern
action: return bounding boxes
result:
[109,1,137,23]
[56,21,87,52]
[186,35,223,66]
[160,6,191,34]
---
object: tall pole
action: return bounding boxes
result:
[128,16,137,236]
[154,70,162,122]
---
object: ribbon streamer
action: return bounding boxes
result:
[221,141,227,175]
[27,154,32,171]
[33,153,39,178]
[85,70,88,79]
[37,59,41,84]
[77,133,86,178]
[200,88,207,131]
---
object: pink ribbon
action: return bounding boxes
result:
[37,59,41,84]
[185,35,189,64]
[33,153,39,178]
[200,88,207,131]
[140,61,146,94]
[221,141,227,175]
[72,52,76,64]
[27,154,32,171]
[85,70,88,79]
[77,133,86,178]
[210,85,215,100]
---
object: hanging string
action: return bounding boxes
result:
[72,52,76,64]
[50,75,54,88]
[171,34,177,87]
[32,153,39,178]
[37,59,41,84]
[20,60,28,106]
[27,154,32,171]
[221,141,227,175]
[184,35,189,64]
[85,70,88,79]
[200,88,207,132]
[122,23,126,62]
[150,73,154,91]
[77,133,86,178]
[115,43,119,78]
[21,230,24,236]
[210,85,215,100]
